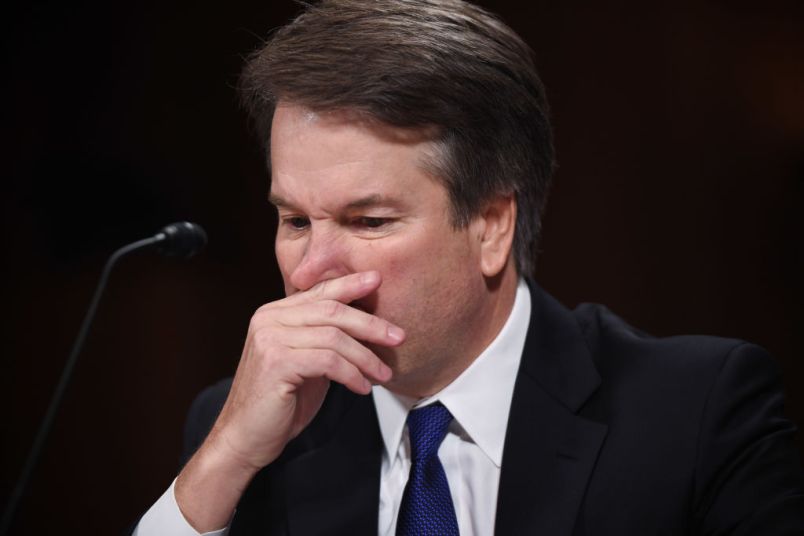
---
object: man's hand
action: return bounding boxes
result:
[174,271,404,532]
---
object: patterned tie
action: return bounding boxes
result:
[396,402,460,535]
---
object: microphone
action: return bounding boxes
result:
[0,222,207,536]
[154,221,208,258]
[109,221,208,261]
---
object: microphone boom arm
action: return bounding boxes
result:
[0,222,204,535]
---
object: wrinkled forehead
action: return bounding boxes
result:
[270,103,444,182]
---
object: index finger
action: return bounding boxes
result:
[285,271,382,307]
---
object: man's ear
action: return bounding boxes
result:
[475,195,516,277]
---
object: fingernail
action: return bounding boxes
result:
[387,325,405,343]
[361,271,379,285]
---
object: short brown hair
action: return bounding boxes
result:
[239,0,554,277]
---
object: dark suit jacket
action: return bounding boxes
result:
[183,283,804,535]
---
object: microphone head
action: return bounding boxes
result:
[155,221,207,259]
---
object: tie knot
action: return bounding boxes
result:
[406,402,453,462]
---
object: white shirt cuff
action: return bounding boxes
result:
[132,478,229,536]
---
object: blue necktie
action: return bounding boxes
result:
[396,402,460,535]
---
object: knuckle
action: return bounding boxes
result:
[358,345,375,364]
[319,350,340,371]
[366,314,384,332]
[250,305,276,328]
[322,299,343,319]
[321,326,343,346]
[248,310,264,330]
[360,315,386,341]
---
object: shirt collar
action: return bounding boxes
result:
[372,279,531,468]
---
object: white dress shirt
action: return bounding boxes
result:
[134,279,531,535]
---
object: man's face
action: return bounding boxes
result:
[269,103,493,394]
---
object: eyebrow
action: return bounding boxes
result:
[268,193,404,211]
[268,193,292,208]
[343,194,402,210]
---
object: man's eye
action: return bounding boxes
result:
[284,216,310,230]
[355,217,389,229]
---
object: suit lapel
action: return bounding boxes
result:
[495,284,608,535]
[284,391,382,535]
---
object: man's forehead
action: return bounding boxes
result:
[274,102,360,123]
[272,102,440,146]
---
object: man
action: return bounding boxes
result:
[135,0,804,534]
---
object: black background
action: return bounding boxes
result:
[2,0,803,532]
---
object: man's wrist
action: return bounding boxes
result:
[174,432,261,533]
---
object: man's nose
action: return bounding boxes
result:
[287,228,351,292]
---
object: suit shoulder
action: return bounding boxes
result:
[566,302,804,530]
[570,302,778,377]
